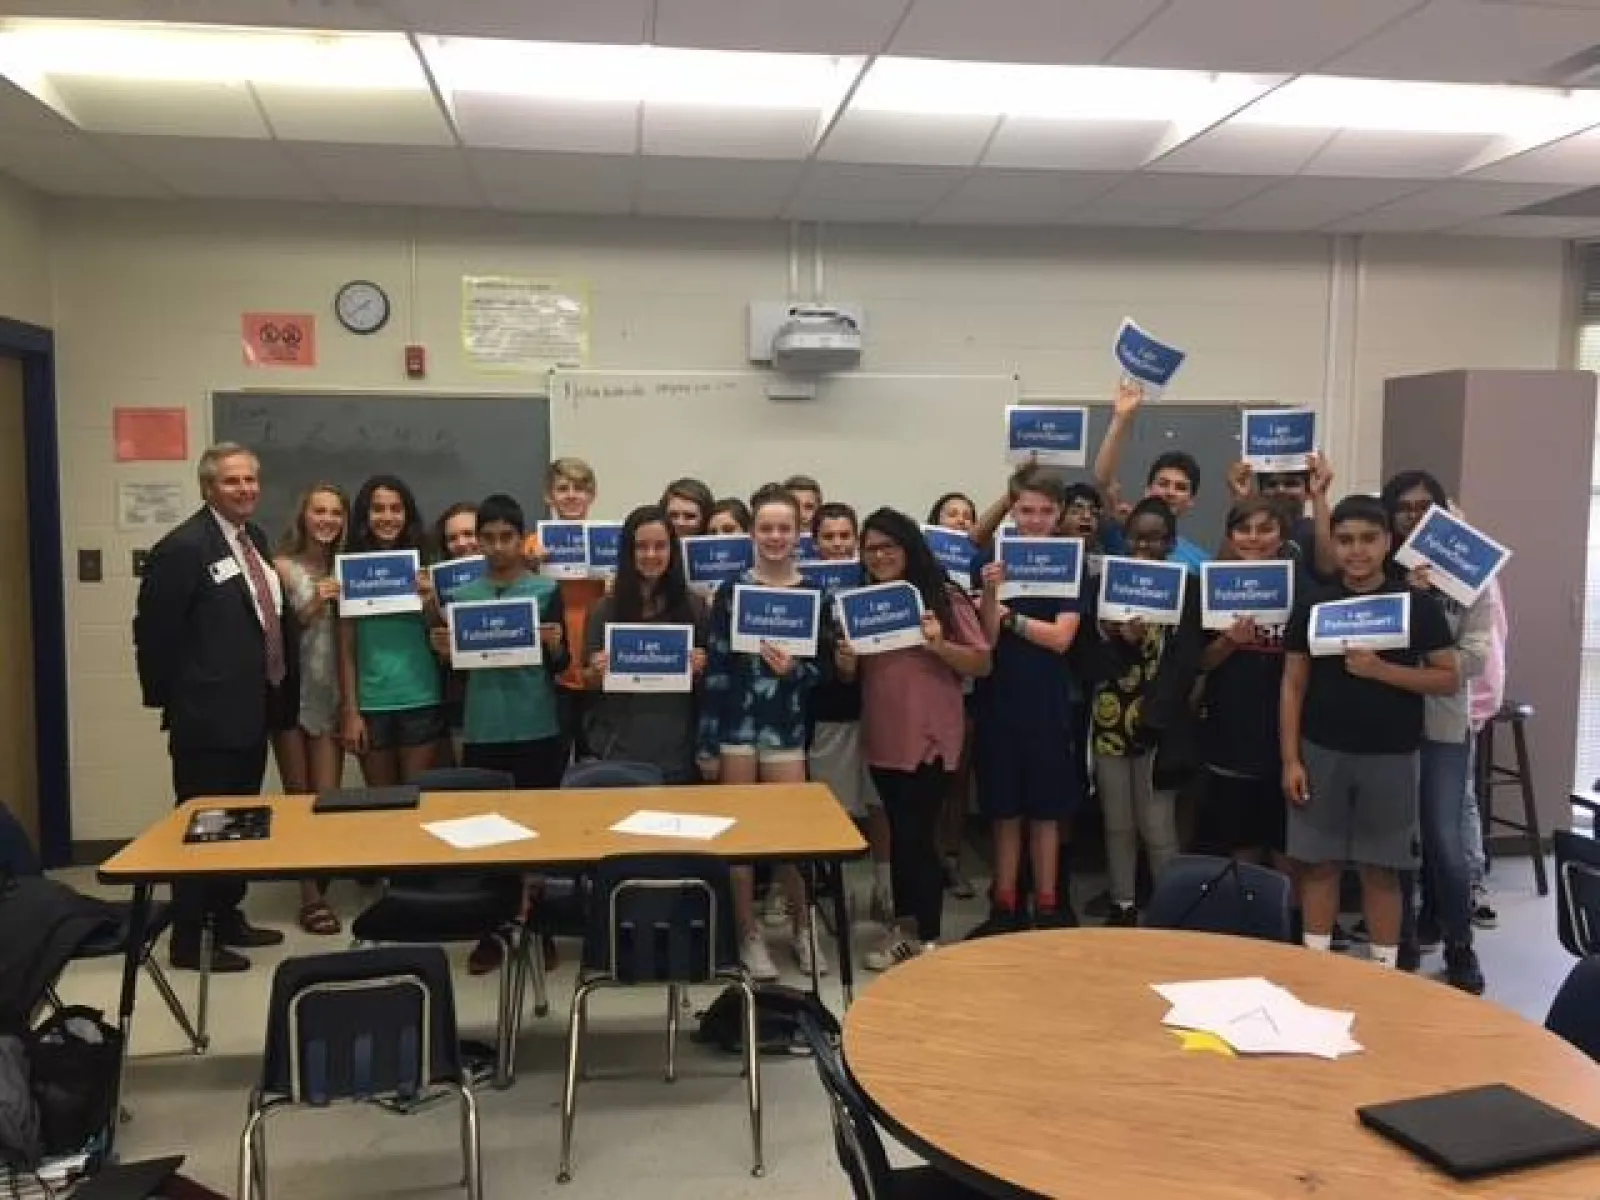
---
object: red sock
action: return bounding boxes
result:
[994,889,1018,913]
[1036,891,1057,913]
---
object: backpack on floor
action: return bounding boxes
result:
[28,1005,122,1161]
[693,983,840,1056]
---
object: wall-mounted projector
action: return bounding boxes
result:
[748,300,865,374]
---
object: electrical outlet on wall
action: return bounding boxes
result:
[78,549,102,583]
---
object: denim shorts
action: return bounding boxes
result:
[364,705,445,752]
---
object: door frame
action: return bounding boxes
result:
[0,316,69,865]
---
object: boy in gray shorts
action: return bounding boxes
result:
[1280,495,1458,968]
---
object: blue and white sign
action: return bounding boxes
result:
[448,597,541,669]
[430,555,487,605]
[997,535,1084,601]
[1005,405,1088,468]
[536,520,588,580]
[798,559,864,591]
[835,581,925,655]
[731,584,821,657]
[604,623,694,693]
[584,521,623,578]
[1242,408,1316,473]
[1394,506,1512,608]
[922,524,976,589]
[682,534,753,591]
[797,533,820,562]
[336,549,421,618]
[1201,560,1295,631]
[1097,556,1187,626]
[1114,318,1187,391]
[1309,591,1411,657]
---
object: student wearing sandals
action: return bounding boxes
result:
[583,505,708,781]
[428,502,479,765]
[273,483,348,936]
[925,491,980,900]
[844,508,989,965]
[337,475,443,785]
[660,477,715,540]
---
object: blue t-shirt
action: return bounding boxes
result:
[971,545,1083,734]
[1103,524,1210,574]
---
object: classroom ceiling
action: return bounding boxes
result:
[2,0,1600,234]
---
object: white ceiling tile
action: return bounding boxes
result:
[287,143,485,208]
[1065,209,1204,228]
[643,105,819,160]
[818,110,998,167]
[453,93,639,154]
[1321,0,1600,83]
[1090,172,1280,213]
[0,130,170,197]
[1192,177,1431,230]
[468,149,636,214]
[983,119,1168,170]
[0,79,77,136]
[1300,130,1496,178]
[784,162,967,221]
[921,169,1124,223]
[1453,213,1600,236]
[636,156,805,218]
[1468,125,1600,183]
[1322,180,1575,230]
[653,0,906,53]
[94,134,327,201]
[1149,123,1332,175]
[1108,0,1419,72]
[254,86,453,146]
[49,77,267,138]
[890,0,1166,65]
[383,0,653,41]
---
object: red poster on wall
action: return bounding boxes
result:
[242,312,318,367]
[113,407,188,462]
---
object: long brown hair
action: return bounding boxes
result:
[278,482,349,569]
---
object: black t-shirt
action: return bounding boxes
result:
[1283,578,1454,755]
[970,545,1084,731]
[1201,618,1287,778]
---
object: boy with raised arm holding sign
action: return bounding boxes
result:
[1280,495,1458,970]
[1092,379,1210,573]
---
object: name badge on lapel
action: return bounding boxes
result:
[209,557,242,585]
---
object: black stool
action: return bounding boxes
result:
[1475,701,1548,895]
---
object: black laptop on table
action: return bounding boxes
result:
[312,785,421,814]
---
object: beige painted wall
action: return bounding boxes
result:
[34,197,1570,839]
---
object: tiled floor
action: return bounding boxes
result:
[48,854,1577,1198]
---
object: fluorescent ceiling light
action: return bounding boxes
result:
[1233,75,1600,137]
[0,19,424,90]
[424,37,863,111]
[850,58,1277,122]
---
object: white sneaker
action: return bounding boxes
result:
[761,892,792,929]
[741,931,779,982]
[792,928,830,976]
[863,926,917,972]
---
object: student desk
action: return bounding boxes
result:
[98,783,865,1146]
[843,929,1600,1199]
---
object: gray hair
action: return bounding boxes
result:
[197,441,258,487]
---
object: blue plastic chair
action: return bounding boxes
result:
[1142,855,1294,943]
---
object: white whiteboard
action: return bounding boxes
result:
[549,370,1021,520]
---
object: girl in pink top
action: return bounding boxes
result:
[839,508,990,958]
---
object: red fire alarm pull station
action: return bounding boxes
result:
[405,344,426,378]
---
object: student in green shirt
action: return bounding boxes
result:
[449,493,569,788]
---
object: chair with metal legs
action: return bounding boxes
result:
[238,945,481,1200]
[557,852,761,1184]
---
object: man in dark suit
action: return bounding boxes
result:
[134,442,297,972]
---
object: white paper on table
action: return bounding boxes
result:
[1154,977,1363,1058]
[422,813,538,850]
[610,809,736,840]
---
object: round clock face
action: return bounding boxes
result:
[335,280,390,334]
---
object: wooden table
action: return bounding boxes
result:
[844,929,1600,1199]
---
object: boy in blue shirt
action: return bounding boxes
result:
[1092,378,1210,572]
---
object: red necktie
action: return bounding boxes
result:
[236,530,286,687]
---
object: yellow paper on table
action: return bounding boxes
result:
[1172,1029,1237,1057]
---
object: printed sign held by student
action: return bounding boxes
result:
[923,524,976,590]
[997,535,1084,601]
[430,555,487,605]
[835,581,925,655]
[604,623,694,693]
[1005,405,1089,468]
[336,549,421,617]
[1098,555,1187,625]
[796,533,820,563]
[1201,560,1295,631]
[537,520,588,580]
[585,521,623,578]
[1114,318,1186,392]
[683,533,753,591]
[1394,506,1512,608]
[731,584,820,657]
[798,559,864,591]
[1308,592,1411,657]
[1242,409,1316,473]
[448,597,542,669]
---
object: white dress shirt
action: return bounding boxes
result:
[210,506,282,628]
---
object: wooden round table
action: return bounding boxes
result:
[843,929,1600,1198]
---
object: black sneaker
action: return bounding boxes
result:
[1103,902,1139,928]
[169,941,250,973]
[1034,904,1080,930]
[1471,886,1499,930]
[966,907,1028,940]
[1397,939,1422,973]
[1444,942,1486,995]
[1331,923,1352,952]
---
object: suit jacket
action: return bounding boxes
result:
[133,507,300,751]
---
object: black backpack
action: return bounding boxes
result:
[28,1005,122,1162]
[692,983,839,1056]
